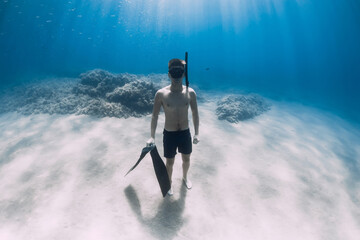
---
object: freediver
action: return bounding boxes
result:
[147,58,200,196]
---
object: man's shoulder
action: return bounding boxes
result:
[155,86,170,97]
[157,86,170,93]
[187,87,196,93]
[187,87,197,96]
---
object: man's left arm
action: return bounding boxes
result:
[189,90,200,144]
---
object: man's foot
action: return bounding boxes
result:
[183,178,192,189]
[167,188,173,196]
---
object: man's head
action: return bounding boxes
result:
[168,58,186,80]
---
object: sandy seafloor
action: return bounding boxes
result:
[0,92,360,240]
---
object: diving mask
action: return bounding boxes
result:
[169,67,185,78]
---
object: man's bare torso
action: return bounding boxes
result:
[158,85,193,131]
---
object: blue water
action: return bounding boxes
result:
[0,0,359,121]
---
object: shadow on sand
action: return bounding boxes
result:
[125,185,187,240]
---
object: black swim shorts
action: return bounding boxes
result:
[163,129,192,158]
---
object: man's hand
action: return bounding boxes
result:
[146,137,155,147]
[193,135,200,144]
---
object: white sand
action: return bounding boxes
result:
[0,99,359,240]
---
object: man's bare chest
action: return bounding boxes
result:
[162,93,190,110]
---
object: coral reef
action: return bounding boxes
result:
[73,69,158,117]
[73,69,130,97]
[0,70,166,118]
[106,80,156,113]
[0,69,270,121]
[216,94,271,122]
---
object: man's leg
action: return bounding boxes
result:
[166,157,175,195]
[166,157,175,183]
[181,153,191,181]
[181,153,192,189]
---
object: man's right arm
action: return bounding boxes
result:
[147,91,162,146]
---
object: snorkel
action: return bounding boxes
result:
[185,52,189,88]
